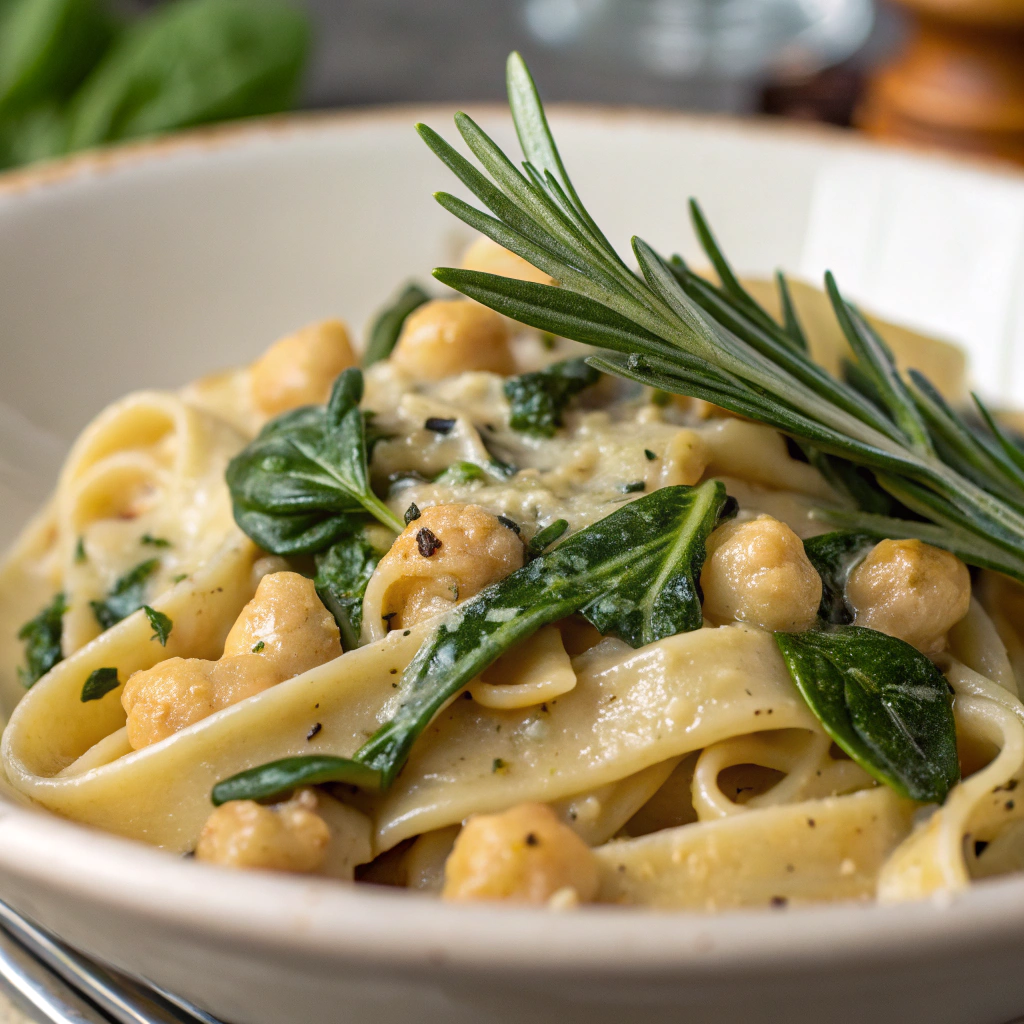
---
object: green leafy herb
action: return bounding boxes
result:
[314,524,394,650]
[503,357,600,437]
[143,604,172,646]
[90,558,159,631]
[140,533,171,548]
[432,460,486,486]
[362,282,430,366]
[492,757,508,773]
[775,626,959,802]
[227,367,404,554]
[803,531,875,625]
[17,591,66,686]
[212,482,731,802]
[212,755,381,807]
[80,666,119,702]
[358,481,729,786]
[66,0,308,151]
[0,0,115,119]
[527,518,568,554]
[417,52,1024,587]
[252,640,265,653]
[73,536,86,563]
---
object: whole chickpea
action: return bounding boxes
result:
[461,236,554,286]
[195,789,330,874]
[846,538,971,656]
[223,571,341,679]
[362,504,524,639]
[122,572,340,749]
[390,299,515,380]
[442,803,599,904]
[251,320,356,417]
[700,515,822,632]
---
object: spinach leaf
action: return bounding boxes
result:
[212,755,381,806]
[775,625,959,803]
[362,282,430,367]
[803,531,875,625]
[0,0,115,118]
[227,368,404,554]
[143,604,172,646]
[80,666,119,702]
[17,590,66,686]
[90,558,159,631]
[360,480,728,786]
[314,524,394,650]
[66,0,308,151]
[212,481,730,802]
[504,357,600,437]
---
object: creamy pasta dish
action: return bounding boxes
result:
[4,55,1024,913]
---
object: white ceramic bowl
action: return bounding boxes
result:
[2,108,1024,1024]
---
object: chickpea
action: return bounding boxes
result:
[365,504,524,634]
[700,515,821,632]
[123,572,340,749]
[461,236,554,286]
[390,300,515,380]
[251,319,356,417]
[442,803,599,904]
[195,789,330,874]
[846,538,971,656]
[223,571,341,679]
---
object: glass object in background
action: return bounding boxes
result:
[523,0,875,111]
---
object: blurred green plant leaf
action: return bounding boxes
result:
[66,0,308,150]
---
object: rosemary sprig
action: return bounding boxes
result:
[418,52,1024,584]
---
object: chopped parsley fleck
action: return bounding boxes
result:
[527,519,569,555]
[492,757,508,773]
[143,605,173,646]
[140,533,171,548]
[622,480,646,493]
[17,592,67,687]
[644,449,657,461]
[90,559,160,631]
[81,667,120,702]
[252,640,265,653]
[74,537,87,563]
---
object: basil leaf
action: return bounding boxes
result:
[17,591,66,687]
[212,755,381,806]
[227,368,404,554]
[504,357,600,437]
[143,604,172,646]
[0,0,115,118]
[775,625,959,803]
[90,558,159,631]
[803,531,875,625]
[314,524,394,650]
[81,666,119,702]
[66,0,308,151]
[362,282,430,367]
[358,481,729,785]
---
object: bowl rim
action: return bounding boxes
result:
[3,105,1024,979]
[1,101,1022,204]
